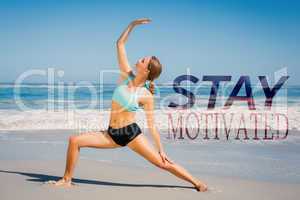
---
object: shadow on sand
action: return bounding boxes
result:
[0,169,194,190]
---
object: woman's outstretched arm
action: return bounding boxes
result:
[116,18,151,75]
[143,93,173,165]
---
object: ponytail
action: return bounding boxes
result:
[146,56,162,94]
[149,80,155,94]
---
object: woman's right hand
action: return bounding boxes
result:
[159,150,174,165]
[130,18,151,26]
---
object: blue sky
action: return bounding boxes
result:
[0,0,299,84]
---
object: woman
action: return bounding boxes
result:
[49,18,208,192]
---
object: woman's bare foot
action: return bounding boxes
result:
[45,177,75,187]
[194,180,208,192]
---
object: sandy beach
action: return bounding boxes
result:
[1,159,299,200]
[1,129,300,200]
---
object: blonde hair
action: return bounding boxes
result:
[147,56,162,94]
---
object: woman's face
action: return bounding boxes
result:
[135,56,151,75]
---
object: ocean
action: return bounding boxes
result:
[0,83,299,130]
[1,82,299,110]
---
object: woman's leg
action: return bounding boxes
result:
[127,134,208,192]
[52,131,121,186]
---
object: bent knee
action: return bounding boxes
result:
[69,135,78,145]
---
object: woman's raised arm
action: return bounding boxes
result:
[116,18,151,75]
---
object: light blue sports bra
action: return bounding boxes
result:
[112,73,151,112]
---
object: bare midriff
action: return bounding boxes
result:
[108,100,137,129]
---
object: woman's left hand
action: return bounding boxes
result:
[130,18,151,26]
[159,151,174,165]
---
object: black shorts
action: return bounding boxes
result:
[107,122,142,146]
